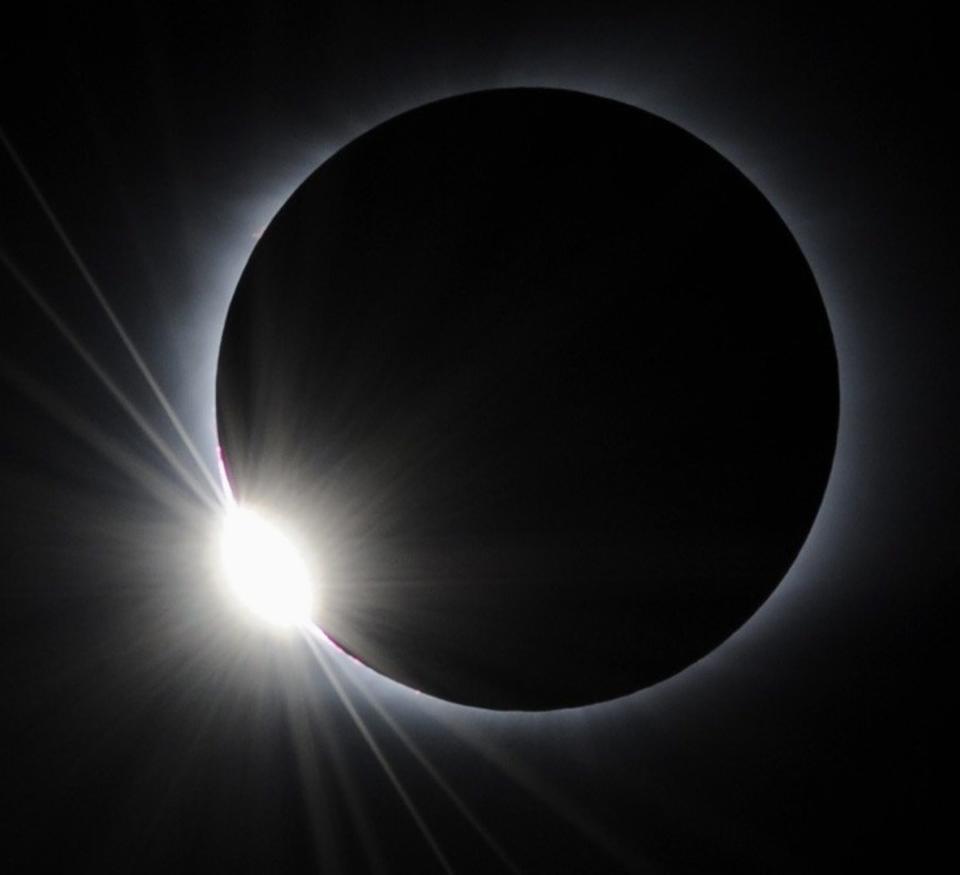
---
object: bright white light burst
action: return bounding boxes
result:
[220,504,314,627]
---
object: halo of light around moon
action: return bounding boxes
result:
[216,88,839,709]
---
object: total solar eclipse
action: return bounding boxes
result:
[215,88,839,711]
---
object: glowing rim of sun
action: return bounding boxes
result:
[219,502,314,627]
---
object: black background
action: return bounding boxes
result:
[1,3,952,872]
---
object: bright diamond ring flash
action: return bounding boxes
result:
[220,504,314,627]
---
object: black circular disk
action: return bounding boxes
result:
[216,88,838,710]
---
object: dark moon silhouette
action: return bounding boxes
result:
[216,88,838,710]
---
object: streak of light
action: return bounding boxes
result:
[280,672,338,872]
[0,357,210,516]
[280,653,390,874]
[326,639,521,874]
[0,250,219,512]
[301,628,455,875]
[0,125,224,505]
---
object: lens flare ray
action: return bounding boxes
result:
[0,126,224,504]
[303,632,454,875]
[0,249,219,511]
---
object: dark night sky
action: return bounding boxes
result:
[1,4,952,872]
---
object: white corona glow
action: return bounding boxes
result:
[220,504,314,627]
